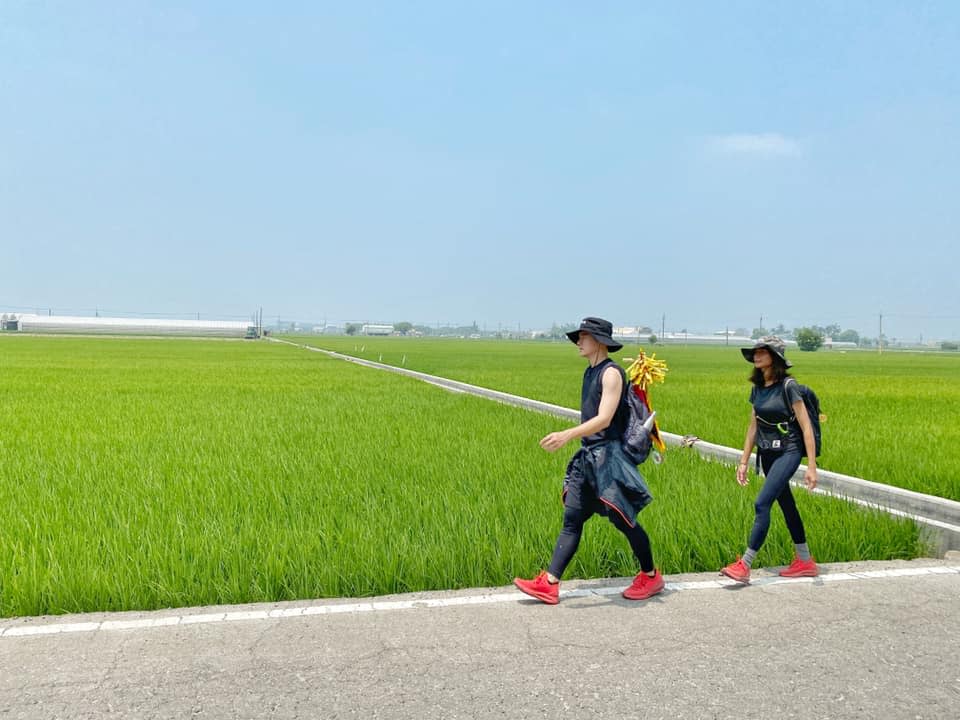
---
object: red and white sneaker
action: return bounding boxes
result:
[720,557,751,584]
[779,557,818,578]
[514,571,560,605]
[623,569,665,600]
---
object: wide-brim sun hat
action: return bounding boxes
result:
[566,317,623,352]
[741,335,792,368]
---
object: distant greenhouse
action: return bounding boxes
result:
[2,313,258,339]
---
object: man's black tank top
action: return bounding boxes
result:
[580,358,628,446]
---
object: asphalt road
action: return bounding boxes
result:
[2,558,959,720]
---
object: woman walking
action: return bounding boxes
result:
[514,317,663,604]
[721,336,819,583]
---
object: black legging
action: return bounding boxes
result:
[748,450,807,551]
[547,501,654,579]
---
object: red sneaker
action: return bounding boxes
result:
[513,571,560,605]
[720,557,751,584]
[779,557,818,578]
[623,569,665,600]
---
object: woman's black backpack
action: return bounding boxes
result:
[783,378,822,457]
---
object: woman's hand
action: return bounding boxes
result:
[804,467,818,490]
[540,430,572,452]
[736,462,750,486]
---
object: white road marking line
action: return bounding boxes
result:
[2,565,958,639]
[179,613,226,625]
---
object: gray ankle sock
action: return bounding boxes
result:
[796,543,811,561]
[743,548,757,568]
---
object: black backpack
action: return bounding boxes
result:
[589,361,660,465]
[608,362,660,465]
[621,381,659,465]
[783,377,822,458]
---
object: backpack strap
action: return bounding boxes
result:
[782,377,798,423]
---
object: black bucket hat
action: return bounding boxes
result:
[566,317,623,352]
[741,335,792,368]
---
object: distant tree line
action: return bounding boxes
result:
[750,323,873,351]
[342,320,952,350]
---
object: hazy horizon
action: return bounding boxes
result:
[1,304,938,346]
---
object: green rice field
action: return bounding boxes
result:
[307,336,960,501]
[0,334,944,617]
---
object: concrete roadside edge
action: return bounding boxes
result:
[3,558,958,639]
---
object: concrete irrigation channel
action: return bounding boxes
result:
[277,338,960,554]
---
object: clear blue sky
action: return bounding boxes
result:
[3,2,958,341]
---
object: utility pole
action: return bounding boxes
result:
[879,313,883,354]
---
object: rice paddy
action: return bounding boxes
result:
[307,336,960,501]
[0,334,943,617]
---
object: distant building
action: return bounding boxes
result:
[655,332,761,346]
[362,323,394,336]
[3,313,257,338]
[613,326,654,342]
[823,338,859,350]
[307,322,349,335]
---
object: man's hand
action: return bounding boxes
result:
[540,430,572,452]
